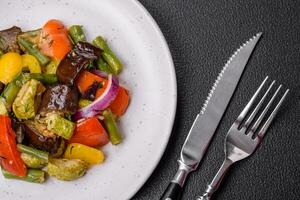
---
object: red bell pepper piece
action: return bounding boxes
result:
[0,115,27,177]
[69,117,109,147]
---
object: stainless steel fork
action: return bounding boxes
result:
[196,76,289,200]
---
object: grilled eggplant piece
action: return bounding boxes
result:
[11,117,25,144]
[56,42,102,85]
[24,121,62,154]
[81,81,103,101]
[0,26,22,53]
[73,42,102,59]
[38,84,78,115]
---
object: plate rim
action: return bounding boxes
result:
[126,0,177,199]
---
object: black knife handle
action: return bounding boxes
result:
[160,182,183,200]
[160,160,194,200]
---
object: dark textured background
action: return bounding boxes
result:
[132,0,300,200]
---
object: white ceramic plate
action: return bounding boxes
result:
[0,0,177,199]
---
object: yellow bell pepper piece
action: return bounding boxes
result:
[22,54,41,73]
[45,59,60,74]
[0,52,22,84]
[64,143,105,165]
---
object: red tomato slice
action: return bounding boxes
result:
[109,87,130,117]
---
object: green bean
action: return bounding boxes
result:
[29,73,58,84]
[92,36,122,74]
[2,73,30,106]
[18,37,50,66]
[2,168,45,183]
[102,109,123,145]
[17,144,49,162]
[69,25,86,44]
[96,57,112,74]
[79,99,92,108]
[2,82,19,106]
[92,36,110,52]
[102,52,122,74]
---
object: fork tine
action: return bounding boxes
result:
[257,89,289,139]
[236,77,269,125]
[250,85,282,133]
[244,80,275,129]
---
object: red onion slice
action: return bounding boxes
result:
[92,70,108,78]
[73,74,119,121]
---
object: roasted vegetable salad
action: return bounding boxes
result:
[0,19,130,182]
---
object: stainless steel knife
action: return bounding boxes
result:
[160,33,262,200]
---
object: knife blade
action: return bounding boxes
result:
[160,32,262,200]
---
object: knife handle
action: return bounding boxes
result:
[160,160,194,200]
[160,182,183,200]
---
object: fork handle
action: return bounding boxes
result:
[196,158,233,200]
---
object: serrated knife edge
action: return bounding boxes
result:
[200,32,262,115]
